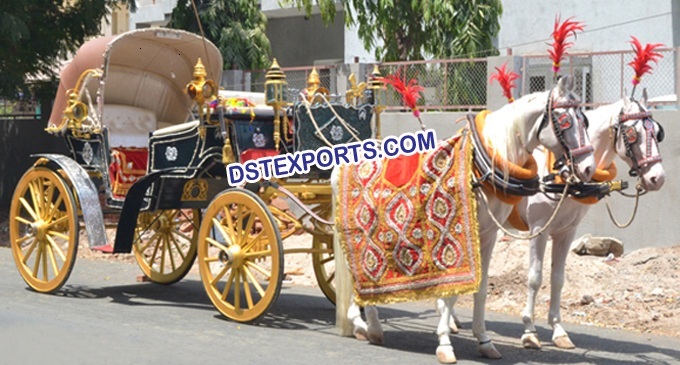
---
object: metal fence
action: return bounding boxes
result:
[375,58,488,112]
[238,64,338,99]
[522,48,677,108]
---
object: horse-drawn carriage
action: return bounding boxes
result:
[8,28,379,322]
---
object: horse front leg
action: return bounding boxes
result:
[473,232,502,359]
[435,297,457,363]
[521,234,548,349]
[347,295,369,341]
[549,231,577,349]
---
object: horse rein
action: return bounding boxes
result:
[614,103,664,177]
[537,93,594,175]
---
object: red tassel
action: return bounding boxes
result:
[381,70,424,118]
[490,63,520,103]
[547,15,585,74]
[628,36,664,85]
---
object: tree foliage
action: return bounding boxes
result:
[0,0,136,99]
[168,0,271,70]
[283,0,502,61]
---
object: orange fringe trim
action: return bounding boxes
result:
[473,111,539,205]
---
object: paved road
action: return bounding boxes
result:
[1,246,678,365]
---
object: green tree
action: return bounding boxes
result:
[0,0,136,99]
[168,0,271,70]
[283,0,502,61]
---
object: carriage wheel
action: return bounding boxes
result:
[312,233,336,304]
[133,209,200,284]
[9,167,79,293]
[198,189,283,323]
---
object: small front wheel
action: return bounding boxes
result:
[197,189,283,323]
[9,167,79,293]
[133,209,200,284]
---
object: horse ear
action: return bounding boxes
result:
[641,88,649,109]
[557,75,574,96]
[623,94,631,109]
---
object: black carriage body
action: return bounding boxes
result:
[292,102,374,178]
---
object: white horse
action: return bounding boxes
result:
[332,75,596,363]
[515,89,666,349]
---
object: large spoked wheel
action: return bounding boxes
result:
[9,167,79,293]
[198,189,283,323]
[133,209,200,284]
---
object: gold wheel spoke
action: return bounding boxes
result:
[15,234,32,245]
[320,255,334,265]
[19,197,39,221]
[41,243,49,281]
[327,271,335,284]
[206,236,230,253]
[46,195,64,222]
[221,269,237,301]
[243,266,266,297]
[174,230,194,243]
[159,236,169,274]
[46,243,59,277]
[204,256,220,263]
[244,250,271,260]
[147,235,162,267]
[210,264,232,285]
[21,239,39,265]
[37,178,46,218]
[241,229,265,253]
[245,261,271,280]
[46,215,69,230]
[169,234,187,261]
[32,244,43,277]
[46,235,67,262]
[239,214,256,247]
[241,270,254,309]
[28,180,42,218]
[234,204,243,245]
[14,216,32,225]
[212,218,235,246]
[234,270,241,312]
[166,236,177,272]
[48,231,70,241]
[136,231,160,253]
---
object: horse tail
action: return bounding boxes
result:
[331,167,353,337]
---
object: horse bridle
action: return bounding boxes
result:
[537,93,594,172]
[614,102,664,177]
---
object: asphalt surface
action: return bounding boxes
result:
[0,246,678,365]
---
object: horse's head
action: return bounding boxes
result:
[534,75,596,182]
[613,89,665,191]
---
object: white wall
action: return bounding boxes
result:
[499,0,674,54]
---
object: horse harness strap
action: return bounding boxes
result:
[467,114,540,197]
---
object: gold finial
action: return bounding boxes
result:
[307,67,320,88]
[193,58,207,79]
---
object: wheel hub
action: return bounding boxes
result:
[29,221,48,241]
[157,214,172,234]
[219,245,245,268]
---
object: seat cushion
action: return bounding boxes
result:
[152,120,200,137]
[109,147,149,198]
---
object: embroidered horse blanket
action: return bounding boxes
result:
[336,133,481,306]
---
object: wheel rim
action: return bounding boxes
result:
[133,209,199,284]
[9,167,78,293]
[198,189,283,323]
[312,234,336,304]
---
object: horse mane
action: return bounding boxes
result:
[482,91,550,179]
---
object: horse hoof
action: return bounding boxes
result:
[436,345,457,364]
[367,327,384,345]
[521,333,542,350]
[353,326,368,341]
[449,315,460,334]
[478,342,502,359]
[553,335,575,349]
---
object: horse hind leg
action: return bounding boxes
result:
[365,306,384,345]
[348,298,369,341]
[435,298,457,364]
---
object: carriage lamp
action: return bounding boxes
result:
[187,58,217,122]
[368,64,386,139]
[64,92,88,136]
[265,58,288,151]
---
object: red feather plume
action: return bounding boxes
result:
[489,63,520,103]
[628,36,665,85]
[381,70,424,117]
[547,16,585,74]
